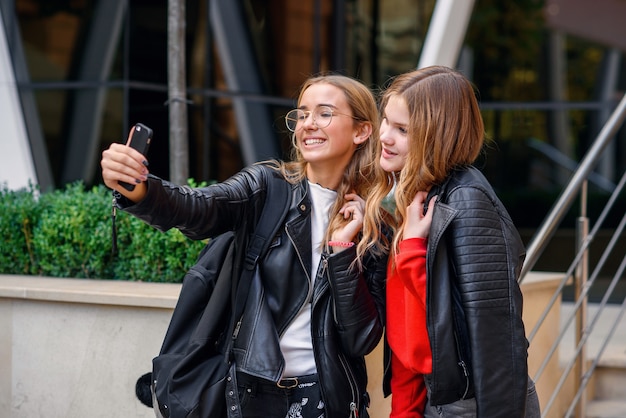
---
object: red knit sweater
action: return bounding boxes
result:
[386,238,432,417]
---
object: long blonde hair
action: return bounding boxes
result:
[363,66,485,255]
[273,74,387,262]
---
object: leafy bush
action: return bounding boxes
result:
[0,182,206,282]
[0,183,41,275]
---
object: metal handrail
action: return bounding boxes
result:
[528,172,624,386]
[515,92,626,417]
[519,92,626,282]
[564,242,626,417]
[528,171,626,345]
[538,201,626,416]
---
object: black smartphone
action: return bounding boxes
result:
[118,123,153,192]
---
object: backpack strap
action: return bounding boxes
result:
[244,167,290,270]
[230,165,291,339]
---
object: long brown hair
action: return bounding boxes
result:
[272,74,386,262]
[363,66,485,255]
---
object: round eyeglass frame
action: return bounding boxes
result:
[285,105,358,132]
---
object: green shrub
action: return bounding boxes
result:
[0,183,41,274]
[0,181,206,282]
[32,183,114,278]
[112,210,205,282]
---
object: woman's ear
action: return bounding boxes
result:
[353,121,373,145]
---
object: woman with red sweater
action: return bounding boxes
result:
[362,66,541,417]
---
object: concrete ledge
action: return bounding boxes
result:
[0,275,180,418]
[0,274,181,308]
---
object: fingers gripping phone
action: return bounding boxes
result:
[118,123,153,192]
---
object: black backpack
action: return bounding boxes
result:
[138,167,291,418]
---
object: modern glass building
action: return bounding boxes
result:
[1,0,625,229]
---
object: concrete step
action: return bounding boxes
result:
[593,366,626,400]
[560,304,626,372]
[559,303,626,417]
[585,400,626,418]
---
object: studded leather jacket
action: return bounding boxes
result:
[118,164,387,418]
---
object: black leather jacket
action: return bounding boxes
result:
[384,166,529,417]
[118,164,387,418]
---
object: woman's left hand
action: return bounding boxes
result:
[403,191,436,239]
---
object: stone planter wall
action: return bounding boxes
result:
[0,275,178,418]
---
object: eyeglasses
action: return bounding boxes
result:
[285,105,358,132]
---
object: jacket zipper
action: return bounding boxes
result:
[349,401,358,418]
[458,359,470,399]
[319,254,359,415]
[453,330,471,399]
[314,258,330,307]
[338,351,359,416]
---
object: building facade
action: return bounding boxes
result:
[1,0,624,228]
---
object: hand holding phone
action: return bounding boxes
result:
[118,123,153,192]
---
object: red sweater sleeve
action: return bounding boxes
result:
[395,238,428,306]
[387,238,431,417]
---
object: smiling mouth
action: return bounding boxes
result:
[304,138,325,146]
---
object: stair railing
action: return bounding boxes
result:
[520,92,626,281]
[534,171,626,417]
[518,92,626,418]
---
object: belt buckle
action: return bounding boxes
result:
[277,377,299,389]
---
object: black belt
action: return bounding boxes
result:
[237,372,318,391]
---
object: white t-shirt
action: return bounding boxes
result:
[279,181,336,377]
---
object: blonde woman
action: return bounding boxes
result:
[101,74,388,418]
